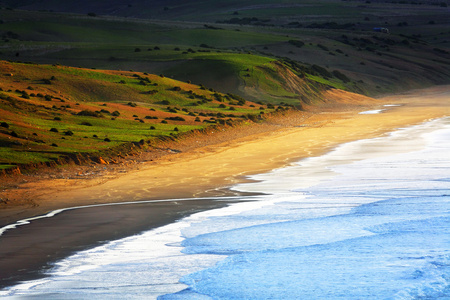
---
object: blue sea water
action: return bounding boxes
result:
[1,117,449,299]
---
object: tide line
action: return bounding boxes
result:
[0,195,250,237]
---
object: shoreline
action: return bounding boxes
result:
[0,197,246,290]
[1,85,449,290]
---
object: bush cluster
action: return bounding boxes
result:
[77,110,103,118]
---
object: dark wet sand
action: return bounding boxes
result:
[1,85,449,291]
[0,198,238,289]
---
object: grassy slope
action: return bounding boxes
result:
[0,0,449,171]
[0,1,448,97]
[0,60,286,170]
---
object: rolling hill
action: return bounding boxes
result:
[0,0,449,173]
[1,59,322,173]
[0,0,448,96]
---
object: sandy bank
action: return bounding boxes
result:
[0,85,449,289]
[1,85,449,226]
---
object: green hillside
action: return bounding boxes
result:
[0,1,448,97]
[0,0,449,172]
[0,60,296,172]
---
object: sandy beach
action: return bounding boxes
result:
[0,85,449,289]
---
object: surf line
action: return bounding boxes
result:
[359,104,402,115]
[0,195,252,237]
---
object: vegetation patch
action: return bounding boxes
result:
[0,60,280,172]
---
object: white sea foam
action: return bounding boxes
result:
[359,109,385,114]
[1,117,449,299]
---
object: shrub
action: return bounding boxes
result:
[317,44,329,51]
[54,117,62,121]
[81,122,93,126]
[10,131,18,137]
[311,65,332,78]
[150,126,156,130]
[227,93,246,105]
[51,143,58,147]
[288,40,305,48]
[165,116,185,121]
[112,111,120,116]
[50,128,59,132]
[332,70,351,83]
[77,110,103,117]
[146,90,158,95]
[64,130,74,136]
[127,102,137,107]
[1,122,9,128]
[104,138,111,142]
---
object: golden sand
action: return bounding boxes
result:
[1,86,449,225]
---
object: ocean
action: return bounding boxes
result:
[1,116,449,299]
